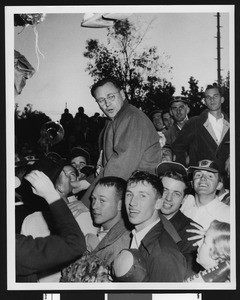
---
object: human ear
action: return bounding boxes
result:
[221,96,225,104]
[117,200,122,211]
[155,197,163,210]
[216,181,223,191]
[119,89,125,100]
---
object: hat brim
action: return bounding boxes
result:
[188,166,219,173]
[156,161,187,177]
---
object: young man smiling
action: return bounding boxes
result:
[181,159,230,230]
[157,161,202,276]
[124,170,187,282]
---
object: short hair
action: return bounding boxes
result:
[208,220,230,264]
[160,171,190,196]
[162,108,171,116]
[94,176,127,201]
[127,170,163,197]
[205,83,223,96]
[91,78,123,98]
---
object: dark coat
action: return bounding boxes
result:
[171,110,230,175]
[16,199,86,282]
[139,220,187,282]
[170,210,203,276]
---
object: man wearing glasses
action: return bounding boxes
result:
[171,84,230,187]
[80,78,161,208]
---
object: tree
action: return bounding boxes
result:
[181,76,205,117]
[181,73,230,118]
[83,19,175,114]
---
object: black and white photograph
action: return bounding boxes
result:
[4,4,237,293]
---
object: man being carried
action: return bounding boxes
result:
[74,78,161,208]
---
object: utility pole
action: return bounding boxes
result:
[215,12,222,85]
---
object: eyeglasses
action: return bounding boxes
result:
[96,92,119,106]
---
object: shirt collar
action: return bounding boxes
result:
[132,218,160,247]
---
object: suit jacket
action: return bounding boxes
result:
[139,220,187,282]
[91,219,132,266]
[170,210,202,276]
[172,110,229,174]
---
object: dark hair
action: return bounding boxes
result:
[94,176,127,201]
[91,78,123,98]
[205,83,223,96]
[160,171,191,196]
[127,170,163,197]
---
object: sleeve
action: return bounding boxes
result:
[103,112,160,179]
[16,199,86,276]
[171,118,196,166]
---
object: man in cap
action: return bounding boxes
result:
[164,95,190,146]
[172,84,230,186]
[156,161,202,275]
[180,159,230,231]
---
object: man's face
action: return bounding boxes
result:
[91,184,121,230]
[71,156,87,179]
[56,165,77,196]
[170,101,189,123]
[161,177,186,219]
[94,82,125,120]
[152,112,164,131]
[162,112,174,129]
[193,170,222,196]
[204,87,224,112]
[125,181,163,232]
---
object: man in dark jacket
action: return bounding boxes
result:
[124,170,187,282]
[164,96,190,146]
[156,161,203,276]
[16,170,86,282]
[171,84,230,186]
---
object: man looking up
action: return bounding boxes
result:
[124,170,186,282]
[78,78,161,208]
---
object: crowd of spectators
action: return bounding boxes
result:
[15,78,231,284]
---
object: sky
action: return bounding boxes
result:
[10,5,233,121]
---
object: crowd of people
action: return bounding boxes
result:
[15,78,231,283]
